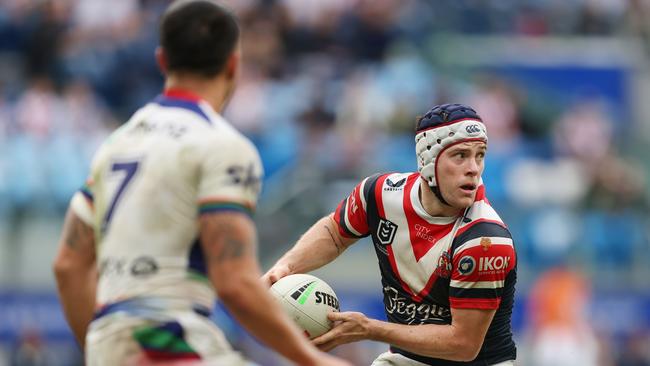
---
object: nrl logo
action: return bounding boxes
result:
[377,219,398,245]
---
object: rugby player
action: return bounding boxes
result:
[264,104,517,366]
[52,1,350,365]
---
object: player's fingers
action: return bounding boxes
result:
[316,338,339,352]
[327,311,345,321]
[312,334,329,346]
[262,268,283,286]
[312,328,338,347]
[261,272,274,286]
[264,265,293,285]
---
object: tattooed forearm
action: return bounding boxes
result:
[62,211,94,250]
[324,224,345,254]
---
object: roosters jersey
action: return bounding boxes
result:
[334,172,516,365]
[70,89,263,314]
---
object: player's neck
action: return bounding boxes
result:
[164,73,233,113]
[419,179,462,218]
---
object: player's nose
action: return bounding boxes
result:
[465,158,480,175]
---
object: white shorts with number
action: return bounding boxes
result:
[371,351,515,366]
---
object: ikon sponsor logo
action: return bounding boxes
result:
[458,256,476,275]
[479,256,510,272]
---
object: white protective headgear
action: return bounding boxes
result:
[415,104,488,188]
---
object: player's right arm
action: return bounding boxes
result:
[200,212,349,366]
[263,176,374,285]
[53,192,97,350]
[262,215,357,285]
[198,136,349,366]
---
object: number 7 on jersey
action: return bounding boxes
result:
[102,160,140,233]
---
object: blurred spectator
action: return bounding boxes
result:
[619,331,650,366]
[22,0,68,80]
[337,0,400,61]
[622,0,650,55]
[552,99,649,212]
[14,76,60,139]
[10,329,46,366]
[515,5,549,36]
[0,0,649,364]
[469,77,522,149]
[552,100,614,167]
[525,268,600,366]
[70,0,140,42]
[584,154,649,212]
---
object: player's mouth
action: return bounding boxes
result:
[459,183,477,194]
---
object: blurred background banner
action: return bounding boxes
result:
[1,0,649,365]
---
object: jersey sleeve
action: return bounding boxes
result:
[449,223,516,310]
[70,142,105,226]
[332,176,373,238]
[197,135,263,216]
[69,179,95,225]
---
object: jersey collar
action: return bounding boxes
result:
[410,178,457,225]
[163,88,204,102]
[153,88,212,124]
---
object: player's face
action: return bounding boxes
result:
[436,141,486,209]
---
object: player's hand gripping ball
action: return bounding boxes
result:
[270,274,340,339]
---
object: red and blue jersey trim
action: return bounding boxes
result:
[80,183,94,203]
[153,88,211,124]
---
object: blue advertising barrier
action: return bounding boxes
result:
[1,289,648,342]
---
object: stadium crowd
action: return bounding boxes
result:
[1,0,649,365]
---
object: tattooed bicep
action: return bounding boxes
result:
[199,212,257,265]
[61,208,95,252]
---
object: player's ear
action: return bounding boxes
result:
[224,48,240,81]
[155,47,168,74]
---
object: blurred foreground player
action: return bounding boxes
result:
[52,1,349,365]
[265,104,517,365]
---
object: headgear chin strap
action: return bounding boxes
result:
[414,104,488,202]
[430,185,450,206]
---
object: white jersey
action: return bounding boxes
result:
[71,89,263,314]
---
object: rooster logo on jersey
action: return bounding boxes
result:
[434,251,452,279]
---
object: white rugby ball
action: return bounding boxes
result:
[270,273,340,339]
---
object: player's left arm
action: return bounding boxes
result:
[53,193,97,350]
[315,223,515,362]
[314,308,494,362]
